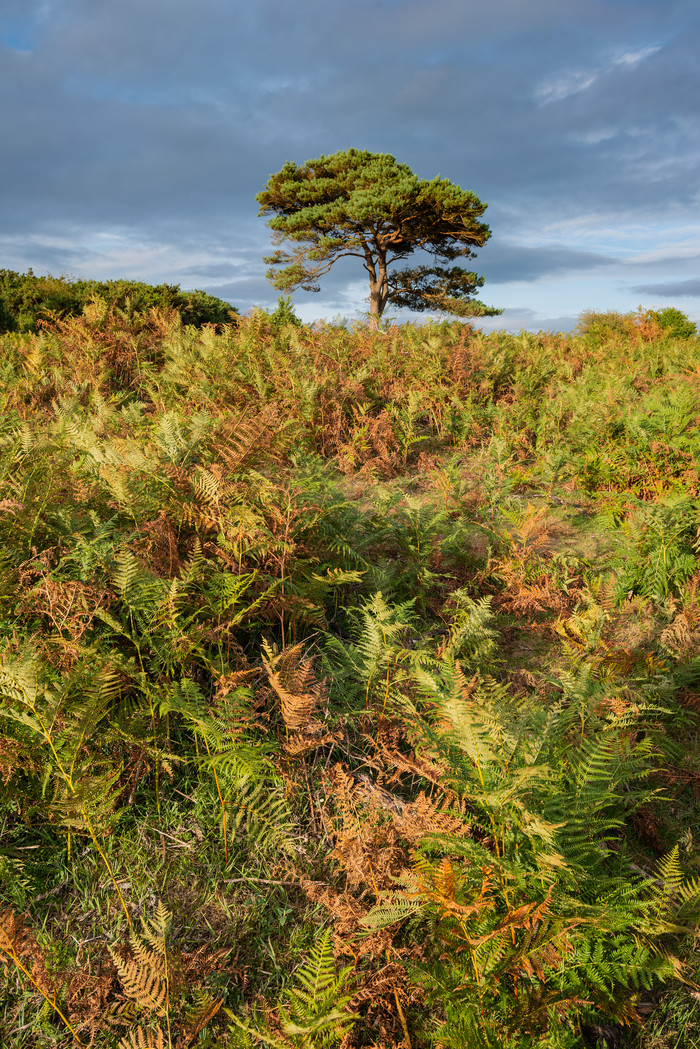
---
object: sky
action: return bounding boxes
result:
[0,0,698,332]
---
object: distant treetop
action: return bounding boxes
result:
[257,148,501,326]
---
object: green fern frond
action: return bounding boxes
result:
[360,896,424,930]
[114,548,142,600]
[441,590,499,665]
[155,412,188,464]
[286,929,348,1011]
[139,900,171,956]
[177,538,206,584]
[654,845,684,894]
[50,765,123,836]
[226,930,357,1047]
[226,774,294,854]
[639,846,700,933]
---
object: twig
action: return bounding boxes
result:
[224,877,325,888]
[143,824,194,849]
[33,878,71,903]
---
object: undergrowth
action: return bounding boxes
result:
[1,304,700,1047]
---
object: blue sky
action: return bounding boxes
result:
[1,0,698,331]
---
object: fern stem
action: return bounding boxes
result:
[378,660,392,731]
[0,941,86,1045]
[203,735,229,864]
[164,941,173,1049]
[149,708,161,817]
[393,987,412,1049]
[385,947,412,1048]
[86,820,133,930]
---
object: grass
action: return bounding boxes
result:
[1,304,700,1047]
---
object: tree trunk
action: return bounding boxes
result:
[368,257,388,330]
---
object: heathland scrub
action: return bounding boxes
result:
[1,305,700,1047]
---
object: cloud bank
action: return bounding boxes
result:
[0,0,698,329]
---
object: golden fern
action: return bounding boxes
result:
[262,640,327,733]
[110,902,225,1046]
[117,1028,166,1049]
[109,901,171,1018]
[217,411,278,474]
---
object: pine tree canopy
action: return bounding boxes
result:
[256,148,502,324]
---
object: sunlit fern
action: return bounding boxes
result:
[227,929,357,1048]
[111,901,224,1049]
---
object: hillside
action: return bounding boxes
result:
[1,304,700,1048]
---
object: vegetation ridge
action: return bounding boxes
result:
[1,302,699,1048]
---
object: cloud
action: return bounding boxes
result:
[631,278,700,298]
[0,0,698,328]
[479,241,616,284]
[477,306,580,334]
[534,44,661,106]
[535,71,599,106]
[180,263,247,280]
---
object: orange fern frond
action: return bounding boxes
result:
[262,640,327,732]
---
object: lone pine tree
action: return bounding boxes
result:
[257,148,501,325]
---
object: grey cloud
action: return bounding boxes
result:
[197,278,271,312]
[0,0,698,327]
[180,263,247,279]
[632,278,700,297]
[478,241,616,284]
[477,307,580,334]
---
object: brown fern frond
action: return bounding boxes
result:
[600,648,637,677]
[499,578,569,616]
[262,640,327,732]
[66,959,120,1043]
[214,667,259,699]
[300,881,370,936]
[375,738,448,789]
[595,572,619,613]
[217,409,279,473]
[393,792,468,842]
[140,900,170,955]
[135,512,183,577]
[0,907,55,998]
[0,907,83,1042]
[0,497,25,513]
[660,573,700,659]
[336,409,402,478]
[502,506,551,559]
[344,963,425,1048]
[324,765,409,890]
[106,903,233,1044]
[284,728,343,755]
[16,575,114,641]
[130,938,167,976]
[0,906,31,969]
[0,736,39,784]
